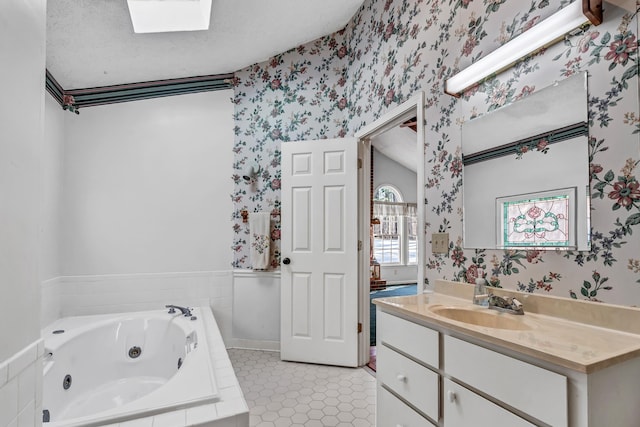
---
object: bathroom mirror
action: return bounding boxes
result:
[462,72,590,250]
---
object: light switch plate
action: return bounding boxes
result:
[432,233,449,254]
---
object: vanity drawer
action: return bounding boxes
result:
[444,335,567,427]
[377,385,436,427]
[378,343,439,420]
[377,310,439,367]
[443,378,535,427]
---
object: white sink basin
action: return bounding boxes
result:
[429,306,531,330]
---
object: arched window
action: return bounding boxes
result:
[372,185,417,265]
[374,185,402,203]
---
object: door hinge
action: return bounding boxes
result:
[358,240,363,251]
[357,158,363,169]
[358,322,362,333]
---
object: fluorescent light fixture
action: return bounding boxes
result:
[445,0,602,95]
[127,0,212,34]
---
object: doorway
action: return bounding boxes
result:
[355,92,425,367]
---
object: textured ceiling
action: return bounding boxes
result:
[47,0,365,89]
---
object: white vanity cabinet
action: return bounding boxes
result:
[375,281,640,426]
[376,308,567,426]
[376,311,439,426]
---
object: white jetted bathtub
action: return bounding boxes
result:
[42,307,224,426]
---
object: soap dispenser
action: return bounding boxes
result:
[473,277,489,307]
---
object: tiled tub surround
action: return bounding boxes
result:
[374,280,640,426]
[0,339,44,427]
[41,307,248,427]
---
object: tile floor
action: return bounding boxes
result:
[228,349,376,427]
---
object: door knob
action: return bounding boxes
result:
[282,257,291,265]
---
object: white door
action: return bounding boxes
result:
[280,138,359,367]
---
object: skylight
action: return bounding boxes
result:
[127,0,212,34]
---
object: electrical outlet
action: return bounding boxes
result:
[432,233,449,254]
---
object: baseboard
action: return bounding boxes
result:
[380,280,418,287]
[230,339,280,352]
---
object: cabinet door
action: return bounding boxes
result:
[444,335,567,426]
[377,385,436,427]
[443,379,535,427]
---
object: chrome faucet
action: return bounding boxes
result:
[488,294,524,315]
[165,304,192,317]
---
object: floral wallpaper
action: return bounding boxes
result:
[231,33,351,269]
[232,0,640,306]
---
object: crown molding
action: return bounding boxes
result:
[45,70,233,113]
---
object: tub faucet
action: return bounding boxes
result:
[487,294,524,315]
[165,305,192,317]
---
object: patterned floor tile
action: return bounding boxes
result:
[228,349,376,427]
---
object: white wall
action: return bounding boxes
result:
[40,90,237,343]
[373,148,417,203]
[373,149,418,284]
[0,0,46,425]
[40,96,66,328]
[61,90,234,275]
[42,95,65,280]
[0,0,45,363]
[0,0,45,354]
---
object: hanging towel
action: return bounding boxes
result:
[250,212,271,270]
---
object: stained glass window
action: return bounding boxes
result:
[497,188,575,248]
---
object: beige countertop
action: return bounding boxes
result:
[373,281,640,374]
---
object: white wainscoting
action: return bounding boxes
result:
[232,270,281,351]
[41,270,283,350]
[379,264,418,286]
[0,339,43,427]
[41,271,233,345]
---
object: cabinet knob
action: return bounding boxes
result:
[447,390,457,403]
[396,374,407,382]
[282,257,291,265]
